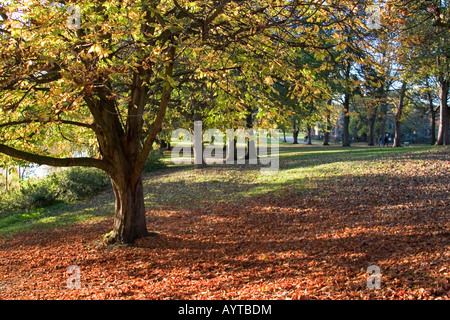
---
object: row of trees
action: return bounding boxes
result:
[276,0,449,148]
[0,1,448,244]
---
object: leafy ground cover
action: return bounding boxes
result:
[0,144,448,299]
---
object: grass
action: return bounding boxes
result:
[0,188,114,237]
[142,143,436,208]
[0,142,443,236]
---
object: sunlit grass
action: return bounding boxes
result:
[0,144,442,235]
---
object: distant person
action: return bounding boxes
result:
[384,132,389,147]
[378,136,383,147]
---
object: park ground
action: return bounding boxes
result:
[0,143,449,299]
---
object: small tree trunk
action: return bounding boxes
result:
[393,82,407,148]
[5,166,8,192]
[292,118,299,144]
[378,100,387,142]
[342,93,351,147]
[193,115,206,169]
[246,138,257,161]
[194,141,206,169]
[323,114,330,146]
[429,94,437,145]
[368,111,376,146]
[431,110,436,145]
[393,120,402,147]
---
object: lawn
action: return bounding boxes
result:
[0,143,449,299]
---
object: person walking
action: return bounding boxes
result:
[384,132,389,147]
[378,136,384,147]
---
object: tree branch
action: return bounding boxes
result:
[0,119,94,129]
[0,143,111,172]
[133,45,176,184]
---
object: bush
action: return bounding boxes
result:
[0,167,110,216]
[0,152,164,217]
[19,179,58,208]
[51,167,110,202]
[143,149,166,173]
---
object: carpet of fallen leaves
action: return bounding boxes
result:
[0,147,449,300]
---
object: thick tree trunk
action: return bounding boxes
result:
[293,129,299,144]
[105,176,148,244]
[323,131,330,146]
[393,82,407,148]
[393,120,402,147]
[436,79,449,145]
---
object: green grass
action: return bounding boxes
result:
[0,143,443,236]
[0,189,115,237]
[142,143,437,208]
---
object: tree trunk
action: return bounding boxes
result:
[246,137,256,161]
[194,142,206,169]
[5,166,8,192]
[368,111,376,146]
[436,79,449,145]
[431,110,436,145]
[378,99,387,142]
[306,126,312,145]
[323,131,330,145]
[292,118,299,144]
[323,113,330,146]
[105,176,149,244]
[393,120,402,147]
[226,137,238,162]
[293,129,299,144]
[342,93,351,147]
[193,116,206,169]
[393,82,407,148]
[245,113,256,161]
[428,93,437,145]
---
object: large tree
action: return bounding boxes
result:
[0,0,368,244]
